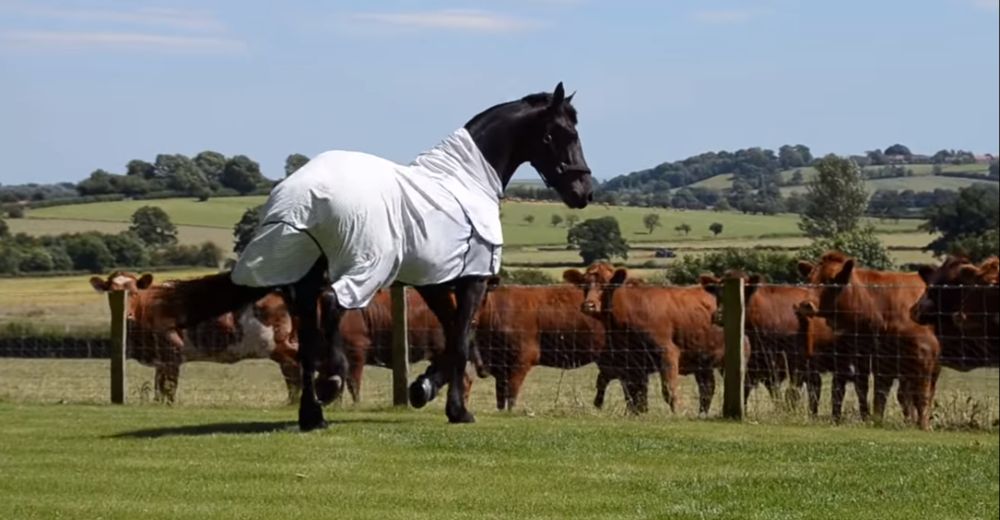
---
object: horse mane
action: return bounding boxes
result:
[466,91,578,129]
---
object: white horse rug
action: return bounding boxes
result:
[232,128,503,309]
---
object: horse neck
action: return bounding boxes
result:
[464,101,538,189]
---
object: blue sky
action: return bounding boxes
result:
[1,0,998,185]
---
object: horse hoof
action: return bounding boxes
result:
[316,375,344,405]
[448,410,476,424]
[409,376,437,409]
[298,402,328,432]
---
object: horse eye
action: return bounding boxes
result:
[542,133,552,144]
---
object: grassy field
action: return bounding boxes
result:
[5,218,233,248]
[781,175,998,196]
[22,198,922,247]
[0,361,997,519]
[689,164,993,193]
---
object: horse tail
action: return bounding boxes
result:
[160,271,272,328]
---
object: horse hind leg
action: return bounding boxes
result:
[292,261,333,431]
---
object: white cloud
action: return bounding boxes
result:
[352,9,541,33]
[971,0,999,12]
[1,31,245,53]
[22,6,226,32]
[691,9,756,24]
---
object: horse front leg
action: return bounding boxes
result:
[292,261,331,431]
[414,278,486,423]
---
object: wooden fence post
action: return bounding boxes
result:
[722,277,746,420]
[109,290,127,404]
[390,284,410,407]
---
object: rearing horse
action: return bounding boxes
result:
[160,83,593,430]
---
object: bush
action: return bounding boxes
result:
[63,234,115,273]
[7,206,25,219]
[152,241,223,267]
[664,248,801,284]
[498,268,556,285]
[18,247,54,272]
[102,232,150,268]
[799,226,894,271]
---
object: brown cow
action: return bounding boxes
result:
[90,272,300,403]
[565,264,740,415]
[474,281,608,410]
[912,256,999,370]
[797,252,940,430]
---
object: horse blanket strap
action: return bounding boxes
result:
[231,128,504,309]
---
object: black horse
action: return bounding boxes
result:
[159,83,592,430]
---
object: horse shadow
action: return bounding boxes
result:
[110,417,408,439]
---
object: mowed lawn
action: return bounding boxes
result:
[22,198,923,246]
[0,400,997,520]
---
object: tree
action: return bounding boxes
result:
[233,205,263,255]
[77,169,116,195]
[884,144,912,158]
[102,232,150,267]
[129,206,177,248]
[63,234,115,273]
[222,155,267,194]
[779,145,806,169]
[285,154,310,177]
[126,159,155,179]
[674,223,692,235]
[866,149,886,166]
[799,155,869,238]
[921,184,999,261]
[567,216,629,265]
[714,198,731,212]
[523,215,535,225]
[7,206,24,218]
[0,217,8,239]
[193,151,227,182]
[565,214,580,228]
[550,214,563,227]
[642,213,661,234]
[800,226,894,271]
[709,222,723,236]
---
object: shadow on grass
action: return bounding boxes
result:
[110,417,409,439]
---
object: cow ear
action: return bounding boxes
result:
[562,269,585,285]
[916,265,935,284]
[834,259,855,284]
[794,300,818,317]
[610,268,628,285]
[797,261,814,280]
[89,276,109,293]
[137,273,154,289]
[748,274,766,285]
[698,275,721,297]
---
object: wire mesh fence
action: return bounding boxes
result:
[1,272,996,429]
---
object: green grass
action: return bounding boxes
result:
[0,399,997,519]
[21,198,923,247]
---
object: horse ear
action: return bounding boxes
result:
[566,91,576,104]
[89,276,109,293]
[137,273,154,289]
[610,268,628,286]
[834,259,855,285]
[550,82,565,108]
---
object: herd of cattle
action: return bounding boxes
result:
[89,251,999,430]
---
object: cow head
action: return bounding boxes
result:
[562,262,627,315]
[89,271,155,320]
[911,256,998,332]
[798,252,855,322]
[698,271,762,326]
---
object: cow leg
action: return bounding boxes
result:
[153,365,166,403]
[854,358,872,421]
[660,344,681,413]
[694,369,715,416]
[806,369,822,417]
[506,363,532,410]
[593,369,611,409]
[872,372,893,425]
[831,370,847,423]
[494,368,510,410]
[621,372,648,414]
[292,261,331,431]
[160,362,179,405]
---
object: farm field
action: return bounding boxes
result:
[781,175,998,196]
[22,198,922,246]
[5,218,233,248]
[687,164,994,193]
[0,363,997,519]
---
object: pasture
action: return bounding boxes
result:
[21,198,922,247]
[691,164,995,193]
[1,361,998,519]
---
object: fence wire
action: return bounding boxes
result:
[1,280,996,429]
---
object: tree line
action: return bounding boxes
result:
[0,207,222,275]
